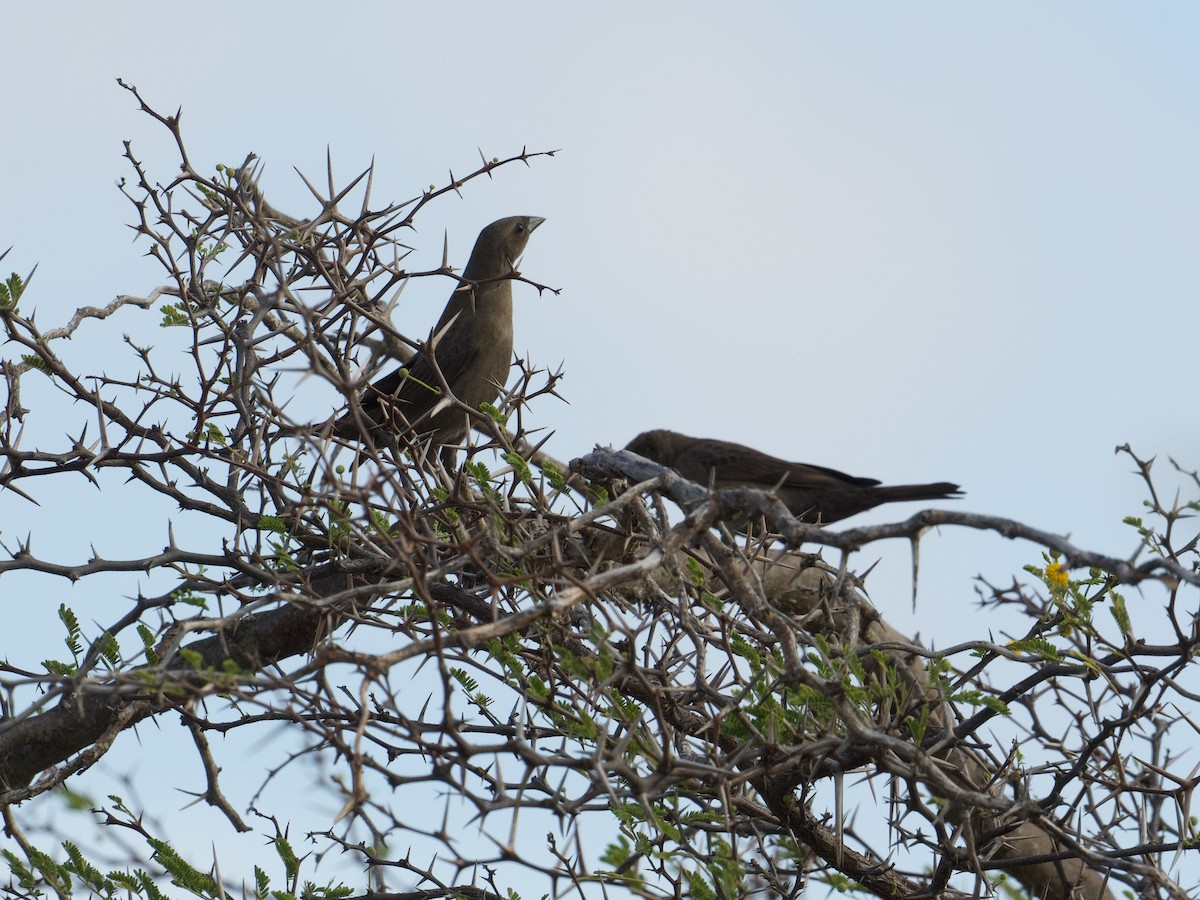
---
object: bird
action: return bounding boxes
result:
[624,429,962,525]
[334,215,545,452]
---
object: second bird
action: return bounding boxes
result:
[335,215,545,450]
[625,429,962,524]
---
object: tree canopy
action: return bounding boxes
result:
[2,85,1198,900]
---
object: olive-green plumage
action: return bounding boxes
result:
[336,215,545,448]
[625,429,962,524]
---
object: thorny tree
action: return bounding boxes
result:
[1,85,1198,900]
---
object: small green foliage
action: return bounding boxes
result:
[608,690,644,725]
[42,658,76,676]
[1007,636,1063,663]
[367,508,396,536]
[194,422,227,448]
[305,883,354,900]
[502,451,533,486]
[258,514,287,534]
[599,833,633,868]
[2,850,36,892]
[137,623,160,665]
[685,556,706,586]
[148,838,220,897]
[97,631,121,669]
[479,402,508,426]
[956,691,1011,715]
[21,353,51,374]
[135,870,171,900]
[687,871,716,900]
[271,539,301,574]
[553,644,590,680]
[810,634,834,677]
[929,654,1013,715]
[907,703,931,743]
[450,667,479,693]
[60,604,83,655]
[107,870,148,895]
[28,845,73,894]
[729,633,763,669]
[815,870,865,893]
[63,841,108,893]
[43,604,84,675]
[1023,551,1124,646]
[556,703,600,741]
[171,586,208,609]
[57,785,94,811]
[540,460,569,491]
[719,715,753,741]
[274,837,299,882]
[1110,590,1131,637]
[159,303,191,327]
[179,647,204,669]
[0,272,25,310]
[526,673,550,703]
[705,838,745,900]
[485,634,525,681]
[196,238,229,260]
[324,500,352,551]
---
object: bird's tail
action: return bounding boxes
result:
[876,482,963,503]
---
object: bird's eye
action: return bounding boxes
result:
[515,223,526,233]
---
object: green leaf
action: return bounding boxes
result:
[59,603,83,656]
[160,303,191,327]
[1006,637,1063,663]
[44,658,77,676]
[274,837,299,881]
[1110,591,1131,637]
[63,840,111,893]
[22,353,51,374]
[138,623,160,665]
[502,451,533,486]
[97,631,122,668]
[1,272,25,309]
[148,838,218,897]
[540,461,569,491]
[450,667,479,693]
[479,402,508,426]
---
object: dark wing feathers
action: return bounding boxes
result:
[662,434,880,490]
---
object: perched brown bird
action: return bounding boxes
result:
[625,429,962,524]
[335,215,545,449]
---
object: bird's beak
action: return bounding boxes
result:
[529,217,546,232]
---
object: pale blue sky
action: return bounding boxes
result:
[3,3,1199,895]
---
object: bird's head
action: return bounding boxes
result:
[624,429,680,466]
[465,215,546,277]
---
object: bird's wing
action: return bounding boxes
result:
[676,438,880,490]
[357,310,475,421]
[780,459,881,490]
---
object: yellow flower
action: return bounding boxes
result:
[1045,561,1069,587]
